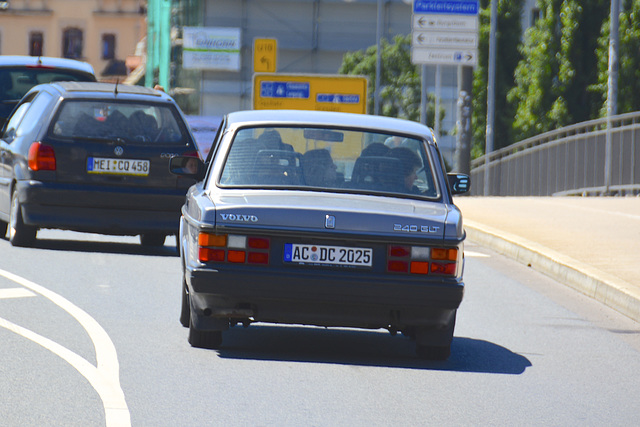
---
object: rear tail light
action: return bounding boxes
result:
[198,232,270,265]
[28,142,56,171]
[183,150,202,160]
[387,244,459,276]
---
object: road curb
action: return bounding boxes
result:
[464,219,640,324]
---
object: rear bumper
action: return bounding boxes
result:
[16,180,186,235]
[187,264,464,330]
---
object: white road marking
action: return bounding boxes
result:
[0,287,36,299]
[465,250,490,258]
[0,269,130,427]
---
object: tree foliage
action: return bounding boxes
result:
[591,0,640,115]
[471,0,523,159]
[339,35,440,127]
[508,0,608,142]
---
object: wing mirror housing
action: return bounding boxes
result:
[169,156,206,181]
[447,173,470,195]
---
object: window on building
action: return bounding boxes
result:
[29,32,44,56]
[102,34,116,60]
[531,8,541,27]
[62,28,83,59]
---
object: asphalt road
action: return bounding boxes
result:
[0,230,639,426]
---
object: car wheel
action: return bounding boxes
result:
[416,344,451,361]
[188,318,223,350]
[414,311,456,361]
[0,220,7,238]
[180,279,190,328]
[140,233,166,247]
[9,191,36,247]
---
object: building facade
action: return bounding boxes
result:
[0,0,145,81]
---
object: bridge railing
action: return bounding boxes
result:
[470,111,640,196]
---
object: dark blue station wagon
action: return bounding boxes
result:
[0,82,199,247]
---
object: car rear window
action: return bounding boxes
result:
[50,100,188,144]
[218,126,439,199]
[0,67,95,102]
[0,67,95,123]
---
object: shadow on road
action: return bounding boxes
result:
[7,237,179,257]
[216,325,531,374]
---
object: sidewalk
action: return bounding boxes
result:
[453,197,640,323]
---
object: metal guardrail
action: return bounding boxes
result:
[470,111,640,196]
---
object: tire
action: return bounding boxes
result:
[9,191,36,247]
[416,344,451,361]
[140,233,166,247]
[188,317,223,350]
[415,311,456,361]
[179,279,190,328]
[0,220,7,238]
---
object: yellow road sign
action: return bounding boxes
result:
[253,74,368,114]
[253,38,277,73]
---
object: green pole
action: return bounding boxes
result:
[145,0,155,87]
[153,0,161,83]
[158,0,171,90]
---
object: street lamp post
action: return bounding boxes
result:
[605,0,620,194]
[484,0,497,196]
[375,0,383,115]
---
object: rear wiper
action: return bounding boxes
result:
[67,135,128,144]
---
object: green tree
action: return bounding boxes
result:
[508,0,608,142]
[471,0,523,159]
[339,35,440,127]
[591,0,640,115]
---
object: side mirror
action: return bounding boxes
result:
[169,156,206,181]
[2,127,16,143]
[447,173,470,195]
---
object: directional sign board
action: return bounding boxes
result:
[412,48,477,65]
[253,38,277,73]
[253,74,368,114]
[411,0,479,66]
[413,0,479,15]
[413,31,478,49]
[413,14,478,32]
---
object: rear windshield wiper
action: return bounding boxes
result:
[62,135,128,144]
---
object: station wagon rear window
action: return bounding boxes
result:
[218,126,439,198]
[0,66,95,103]
[50,100,186,144]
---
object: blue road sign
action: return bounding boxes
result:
[260,81,310,99]
[316,94,360,104]
[413,0,479,15]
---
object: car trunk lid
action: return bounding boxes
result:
[208,190,448,240]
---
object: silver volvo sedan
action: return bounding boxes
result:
[171,109,470,360]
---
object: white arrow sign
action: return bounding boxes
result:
[413,31,478,48]
[412,48,477,66]
[413,14,479,31]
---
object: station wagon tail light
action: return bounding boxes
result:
[28,142,56,171]
[387,245,458,276]
[198,232,270,265]
[183,150,202,160]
